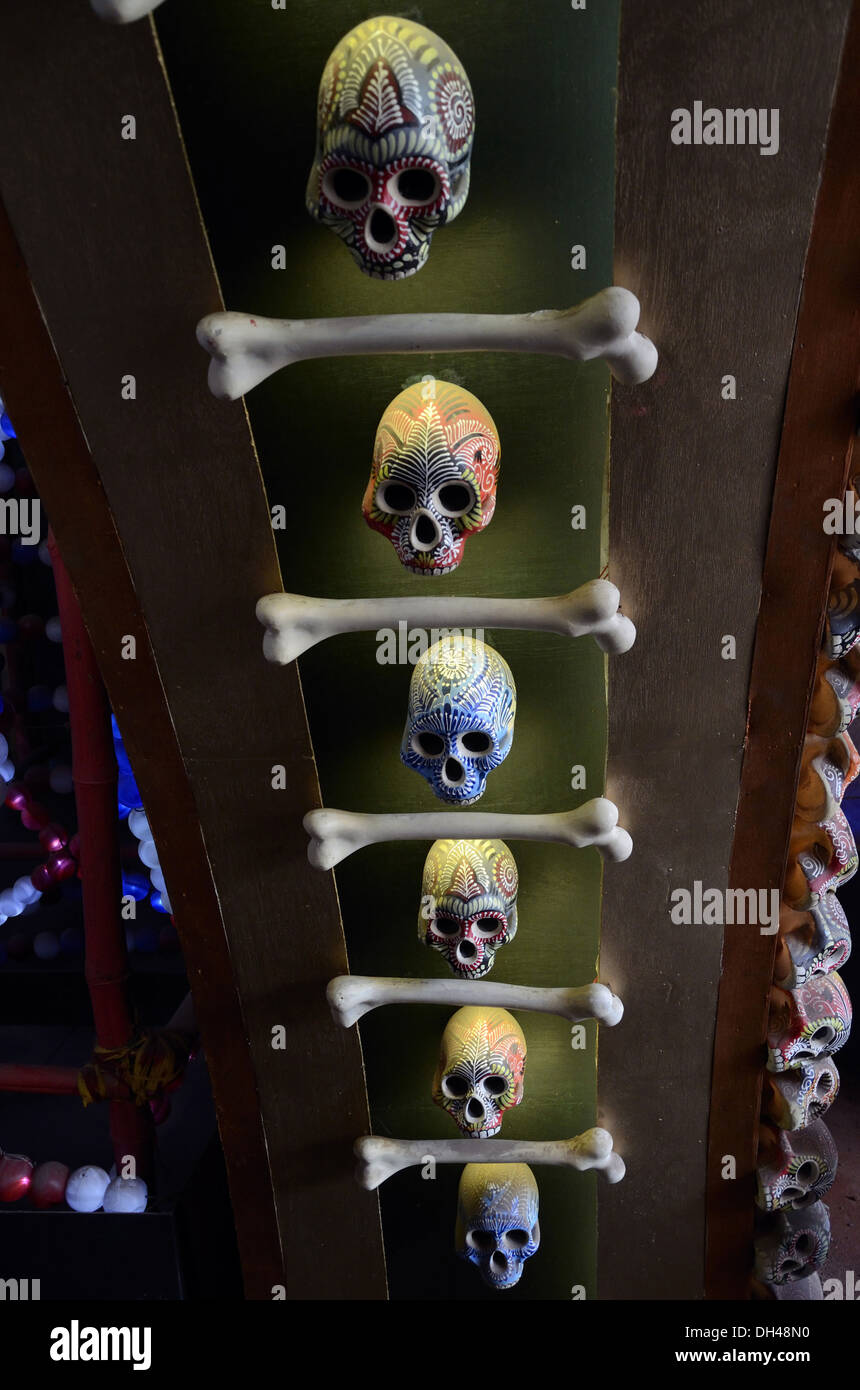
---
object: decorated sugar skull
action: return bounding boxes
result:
[754,1201,831,1285]
[419,839,518,978]
[306,15,475,279]
[363,380,500,575]
[764,1058,840,1131]
[755,1119,837,1212]
[433,1006,526,1137]
[402,638,516,804]
[795,733,860,824]
[774,895,852,990]
[786,807,858,909]
[456,1164,540,1291]
[767,972,852,1073]
[808,658,860,736]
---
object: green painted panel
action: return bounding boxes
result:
[156,0,619,1300]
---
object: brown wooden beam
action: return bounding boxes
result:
[705,0,860,1299]
[600,0,852,1299]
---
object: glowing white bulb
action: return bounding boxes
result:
[65,1166,110,1213]
[127,810,150,840]
[102,1176,148,1214]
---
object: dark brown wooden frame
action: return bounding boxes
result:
[705,1,860,1299]
[599,0,853,1300]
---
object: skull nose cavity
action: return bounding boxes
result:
[366,206,398,250]
[457,938,479,962]
[443,757,466,786]
[411,510,441,550]
[490,1251,509,1276]
[466,1098,485,1122]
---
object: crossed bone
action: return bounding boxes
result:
[197,287,658,400]
[90,0,167,19]
[354,1128,625,1190]
[327,975,624,1029]
[257,580,636,663]
[304,799,632,871]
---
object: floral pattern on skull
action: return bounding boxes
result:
[433,1006,526,1138]
[456,1164,540,1291]
[755,1119,837,1212]
[767,972,852,1073]
[402,638,516,804]
[419,839,518,978]
[363,381,500,575]
[306,16,475,280]
[764,1058,840,1131]
[754,1201,831,1285]
[774,895,852,990]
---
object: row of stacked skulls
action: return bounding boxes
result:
[753,506,860,1293]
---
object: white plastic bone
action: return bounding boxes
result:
[257,580,635,663]
[197,287,658,400]
[304,800,632,870]
[355,1128,625,1190]
[327,976,624,1028]
[90,0,167,20]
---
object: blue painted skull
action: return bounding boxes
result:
[401,638,516,804]
[456,1164,540,1291]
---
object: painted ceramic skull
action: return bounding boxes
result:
[419,839,518,978]
[456,1164,540,1291]
[433,1006,526,1137]
[755,1119,837,1212]
[809,658,860,737]
[363,381,500,575]
[306,15,475,279]
[764,1058,840,1131]
[402,638,516,804]
[774,895,852,990]
[754,1201,831,1285]
[767,972,852,1072]
[786,806,858,909]
[795,734,860,824]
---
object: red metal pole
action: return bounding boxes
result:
[48,530,155,1182]
[0,1064,124,1096]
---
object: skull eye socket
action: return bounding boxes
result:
[815,1072,834,1096]
[794,1234,815,1256]
[794,1161,819,1185]
[323,166,371,206]
[501,1229,530,1250]
[378,481,416,513]
[393,168,440,205]
[467,1230,497,1252]
[442,1072,469,1099]
[431,915,461,937]
[484,1075,507,1097]
[435,482,476,516]
[414,731,445,757]
[474,916,504,937]
[460,731,493,756]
